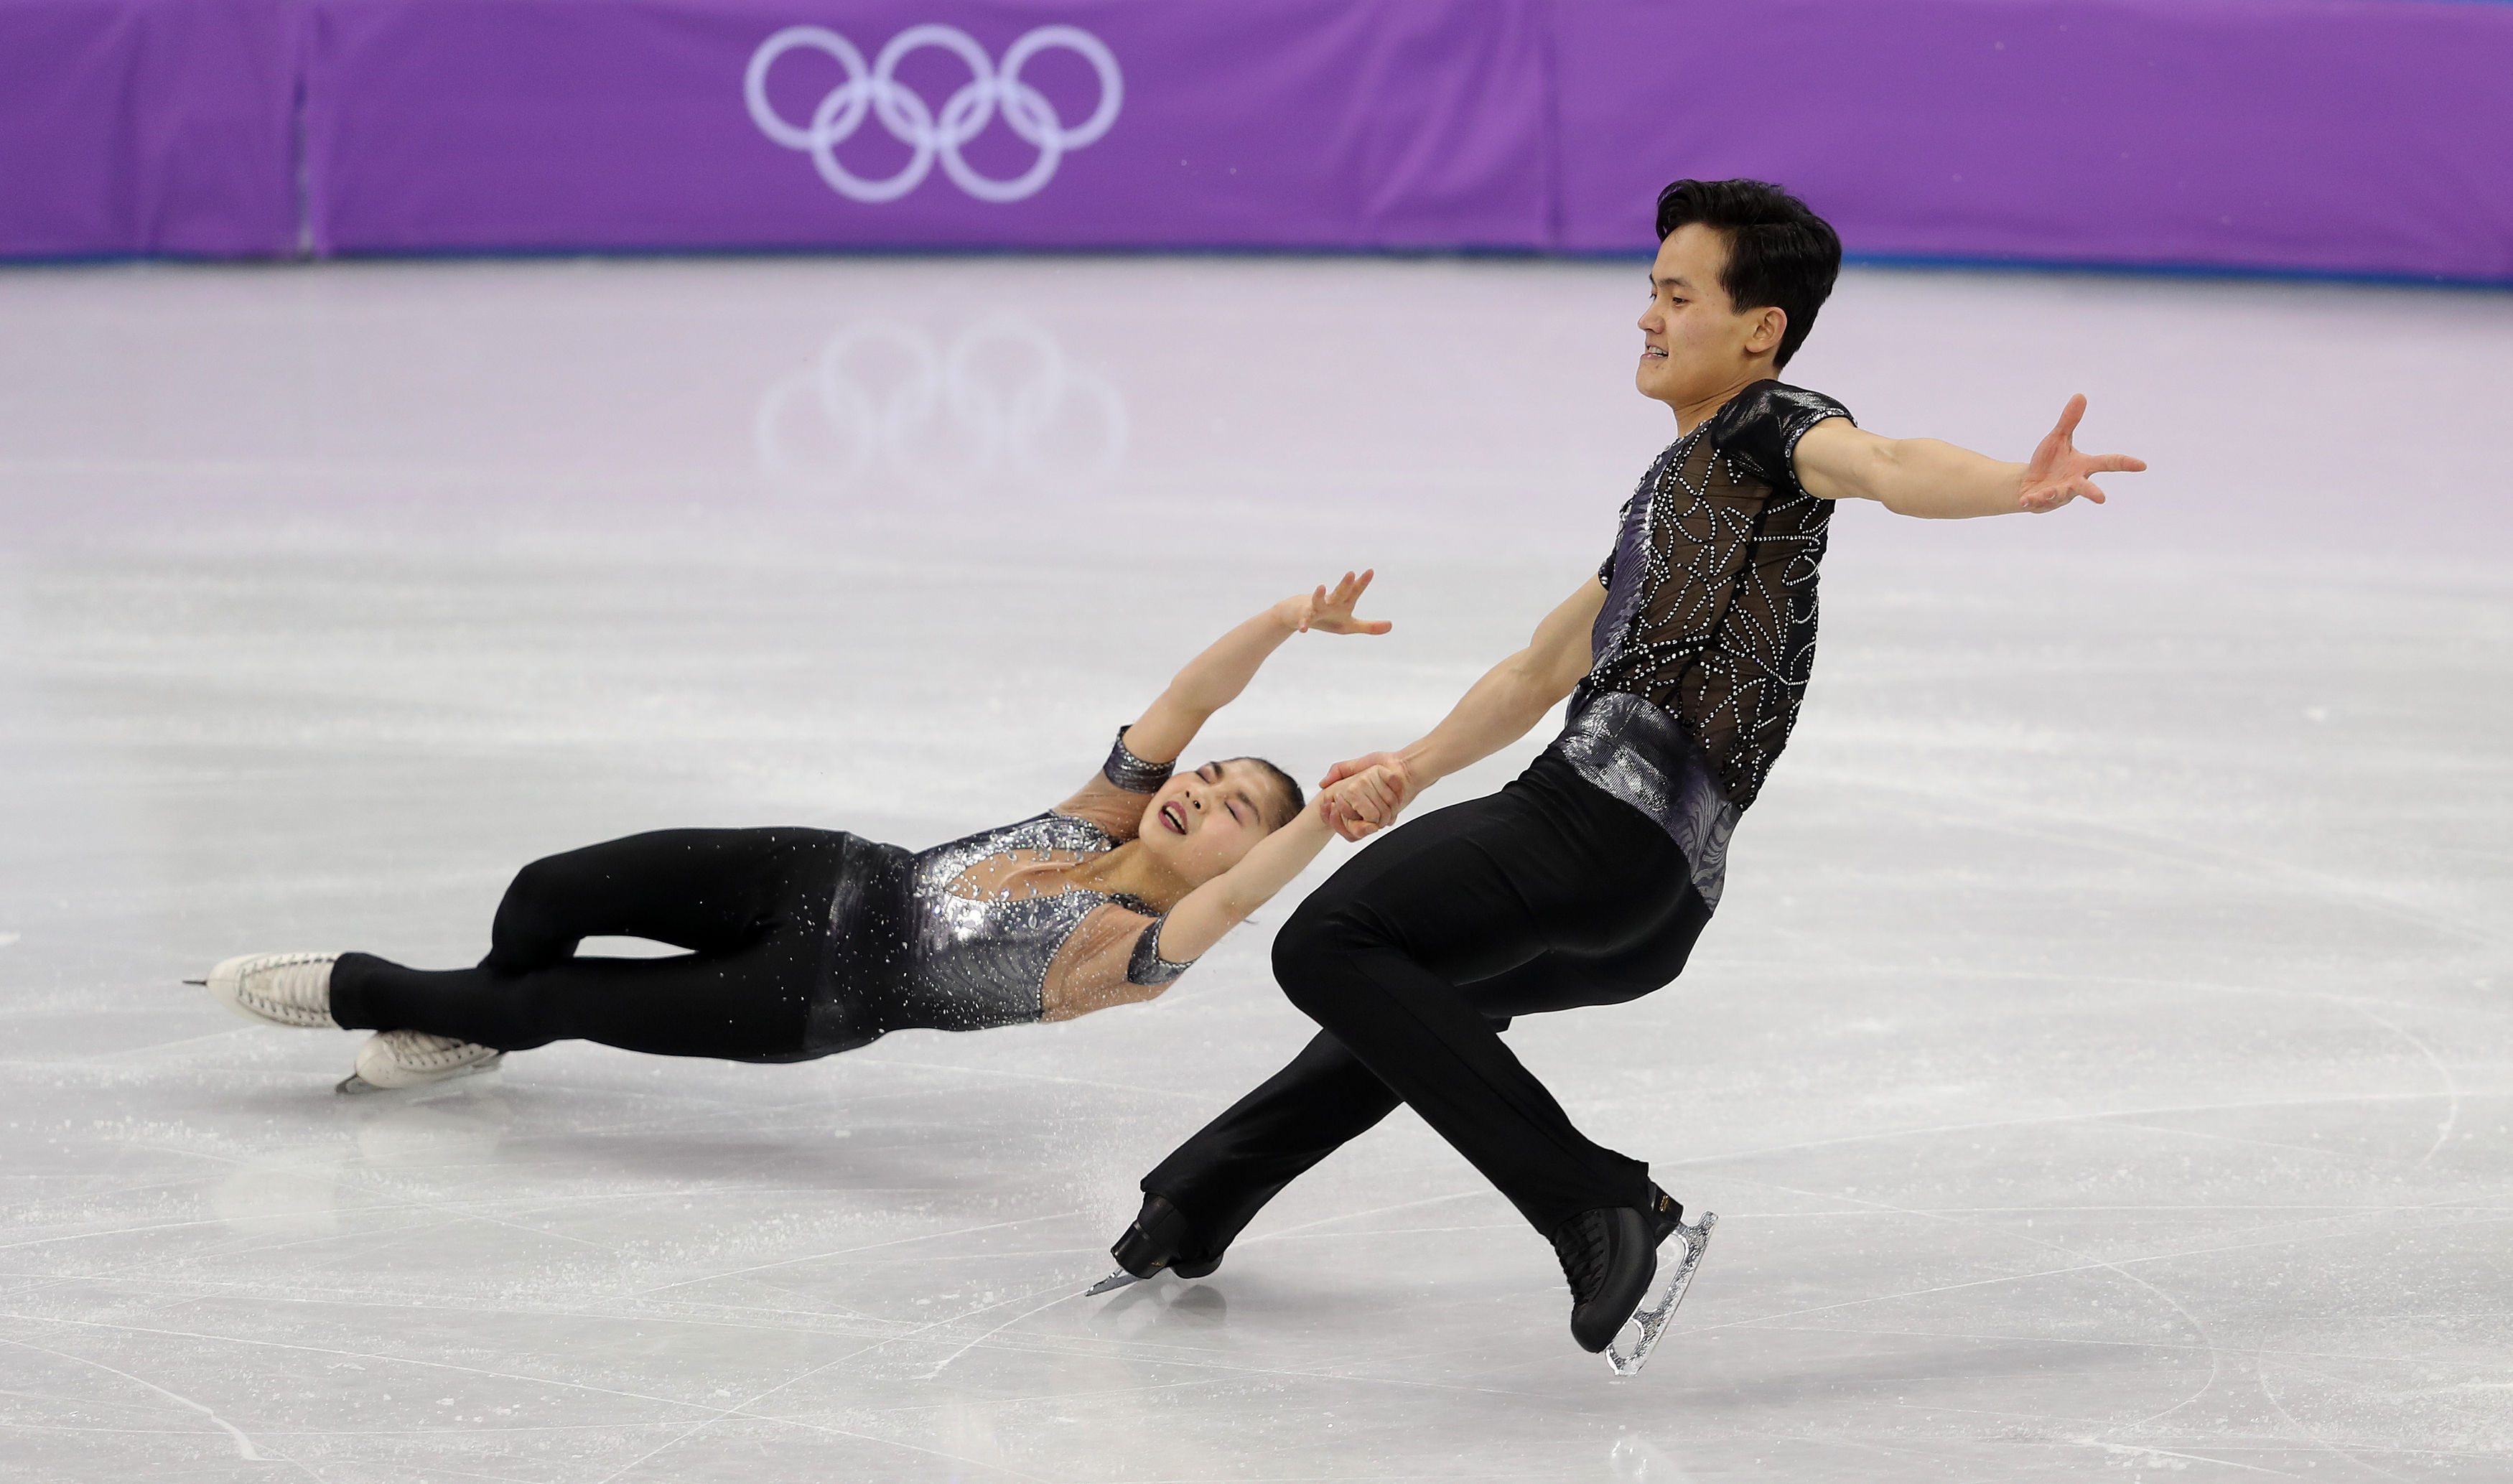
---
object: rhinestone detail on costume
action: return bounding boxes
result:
[1102,725,1175,793]
[895,811,1137,1031]
[816,728,1196,1045]
[1555,381,1850,896]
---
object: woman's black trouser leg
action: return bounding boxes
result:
[330,829,841,1061]
[1145,758,1709,1247]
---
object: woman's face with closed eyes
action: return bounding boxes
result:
[1134,758,1292,885]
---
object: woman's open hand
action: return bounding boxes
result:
[1282,570,1393,636]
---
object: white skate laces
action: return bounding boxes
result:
[204,952,340,1029]
[342,1030,504,1094]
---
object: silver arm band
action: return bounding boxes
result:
[1102,726,1175,793]
[1124,919,1196,986]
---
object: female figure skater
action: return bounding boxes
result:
[200,573,1404,1093]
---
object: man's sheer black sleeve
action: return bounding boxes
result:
[1703,381,1855,497]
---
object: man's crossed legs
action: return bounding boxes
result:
[1109,752,1713,1353]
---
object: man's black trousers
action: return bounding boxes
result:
[1144,750,1712,1254]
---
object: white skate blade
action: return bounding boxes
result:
[1606,1210,1715,1377]
[335,1058,502,1097]
[1083,1268,1144,1297]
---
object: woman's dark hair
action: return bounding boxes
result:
[1233,757,1306,831]
[1654,178,1842,370]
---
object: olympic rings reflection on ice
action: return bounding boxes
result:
[755,317,1128,495]
[745,24,1122,203]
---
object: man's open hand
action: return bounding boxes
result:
[2019,394,2148,513]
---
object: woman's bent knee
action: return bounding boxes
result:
[500,854,576,913]
[485,854,587,967]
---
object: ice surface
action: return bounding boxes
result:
[0,254,2507,1481]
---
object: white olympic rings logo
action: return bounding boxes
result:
[745,24,1122,203]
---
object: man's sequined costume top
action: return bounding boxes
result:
[1548,380,1854,909]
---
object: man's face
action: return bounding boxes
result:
[1634,223,1778,409]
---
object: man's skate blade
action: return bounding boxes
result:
[1083,1269,1145,1297]
[1607,1210,1716,1378]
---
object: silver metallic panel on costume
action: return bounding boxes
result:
[894,812,1129,1032]
[1547,689,1739,911]
[803,726,1192,1050]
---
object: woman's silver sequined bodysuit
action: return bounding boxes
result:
[803,729,1196,1054]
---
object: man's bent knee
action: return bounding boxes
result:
[1272,900,1390,1019]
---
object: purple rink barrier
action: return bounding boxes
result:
[302,0,1554,253]
[1554,0,2513,281]
[7,0,2510,277]
[0,0,300,258]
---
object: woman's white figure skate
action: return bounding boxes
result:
[199,952,340,1028]
[1606,1208,1715,1377]
[337,1030,503,1095]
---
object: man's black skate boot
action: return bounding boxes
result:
[1109,1194,1221,1281]
[1552,1185,1686,1353]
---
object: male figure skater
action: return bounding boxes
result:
[1091,179,2147,1371]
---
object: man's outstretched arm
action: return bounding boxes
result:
[1316,577,1604,838]
[1796,393,2147,518]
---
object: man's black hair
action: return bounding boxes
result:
[1654,178,1842,370]
[1234,757,1306,831]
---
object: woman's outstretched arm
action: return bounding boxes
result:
[1313,575,1603,839]
[1118,571,1391,766]
[1155,762,1406,963]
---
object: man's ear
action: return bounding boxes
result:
[1745,305,1789,359]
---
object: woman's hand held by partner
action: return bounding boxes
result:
[1279,569,1394,636]
[1316,757,1412,842]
